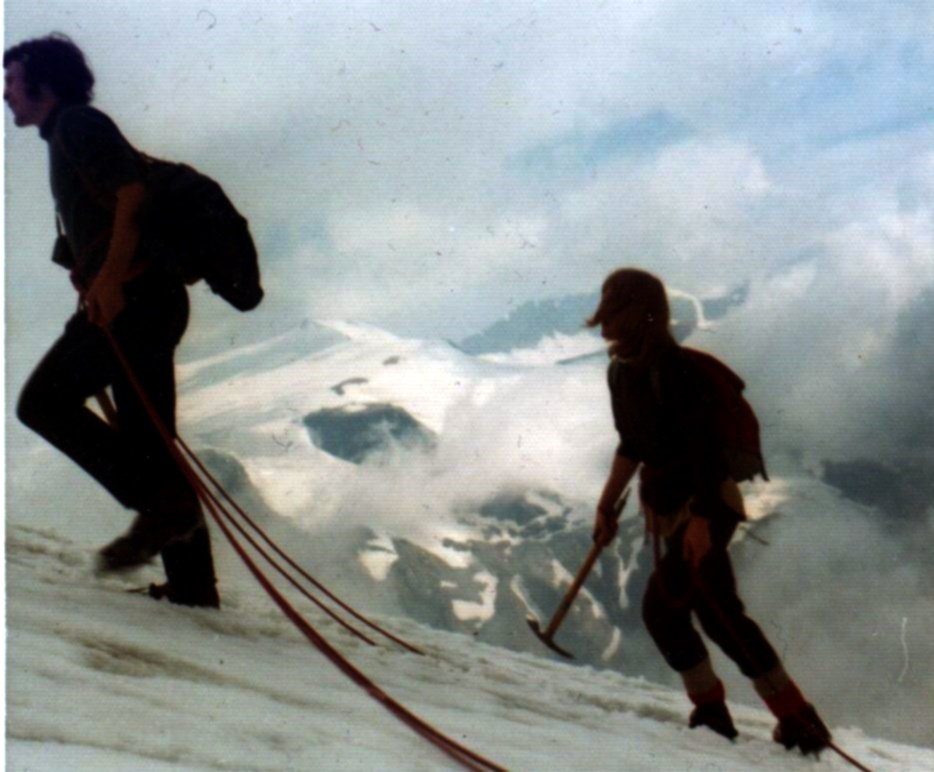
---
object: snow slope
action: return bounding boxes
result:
[8,522,932,772]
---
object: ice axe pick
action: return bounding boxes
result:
[527,489,630,659]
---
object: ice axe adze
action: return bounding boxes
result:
[527,489,630,659]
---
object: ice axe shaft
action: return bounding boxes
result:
[528,489,630,659]
[527,542,603,658]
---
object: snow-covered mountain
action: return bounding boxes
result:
[454,285,747,355]
[7,318,934,769]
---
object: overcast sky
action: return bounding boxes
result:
[5,0,934,466]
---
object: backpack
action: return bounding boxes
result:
[136,156,264,312]
[55,124,263,312]
[680,347,768,483]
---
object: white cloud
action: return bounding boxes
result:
[825,209,934,310]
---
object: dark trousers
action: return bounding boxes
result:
[17,270,216,590]
[642,517,779,679]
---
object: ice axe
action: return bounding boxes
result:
[527,489,630,659]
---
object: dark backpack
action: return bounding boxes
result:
[681,347,768,483]
[56,129,263,312]
[136,155,263,312]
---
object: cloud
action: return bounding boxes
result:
[680,143,934,467]
[733,476,934,748]
[545,136,776,302]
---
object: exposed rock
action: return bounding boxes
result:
[331,377,369,396]
[303,403,436,464]
[366,487,661,670]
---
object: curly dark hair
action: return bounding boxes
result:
[3,34,94,105]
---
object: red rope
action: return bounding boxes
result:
[103,328,506,772]
[177,437,424,655]
[198,476,505,772]
[184,459,379,646]
[94,388,370,644]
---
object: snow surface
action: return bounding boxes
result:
[8,523,933,772]
[8,321,934,770]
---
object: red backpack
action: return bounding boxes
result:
[681,347,769,483]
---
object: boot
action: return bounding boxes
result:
[158,522,220,608]
[760,678,831,756]
[96,513,197,573]
[680,660,738,741]
[97,484,202,574]
[772,703,831,755]
[690,700,738,740]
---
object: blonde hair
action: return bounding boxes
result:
[586,268,675,364]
